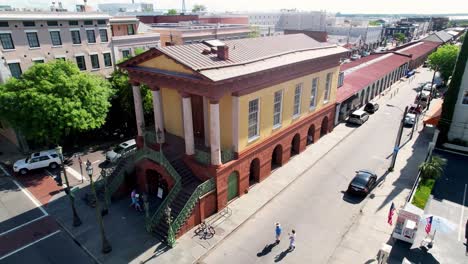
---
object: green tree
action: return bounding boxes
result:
[428,44,460,81]
[0,60,112,144]
[248,26,260,38]
[419,155,446,181]
[192,4,206,12]
[393,32,406,43]
[167,9,178,15]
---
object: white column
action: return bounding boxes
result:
[210,101,221,165]
[334,104,341,126]
[151,89,165,143]
[203,96,210,147]
[132,85,145,136]
[232,96,239,153]
[182,95,195,155]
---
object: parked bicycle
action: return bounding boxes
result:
[194,221,215,240]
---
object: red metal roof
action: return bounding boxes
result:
[340,54,385,71]
[337,54,410,103]
[399,41,440,60]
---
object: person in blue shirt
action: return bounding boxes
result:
[275,222,282,244]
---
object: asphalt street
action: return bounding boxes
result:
[200,70,432,263]
[0,169,93,264]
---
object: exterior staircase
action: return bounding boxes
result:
[153,159,202,239]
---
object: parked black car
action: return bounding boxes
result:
[347,170,377,196]
[364,102,379,114]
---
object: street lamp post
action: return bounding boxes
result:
[101,168,109,216]
[386,105,409,171]
[55,146,82,227]
[86,160,112,254]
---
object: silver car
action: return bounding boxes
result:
[347,110,370,125]
[106,139,137,163]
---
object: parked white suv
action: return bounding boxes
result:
[13,150,62,175]
[106,139,137,163]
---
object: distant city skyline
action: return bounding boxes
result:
[4,0,468,15]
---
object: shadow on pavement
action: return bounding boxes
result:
[274,248,291,262]
[257,242,278,257]
[389,240,440,264]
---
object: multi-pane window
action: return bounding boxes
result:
[84,20,93,25]
[68,20,78,26]
[0,33,14,49]
[97,20,106,25]
[26,32,40,48]
[47,21,58,26]
[103,53,112,67]
[8,63,22,78]
[23,21,35,27]
[122,49,130,58]
[76,56,86,70]
[71,30,81,44]
[338,72,344,88]
[99,29,108,42]
[50,31,62,46]
[248,99,259,139]
[273,90,282,128]
[33,59,44,64]
[310,78,318,109]
[0,21,9,27]
[293,84,302,117]
[127,24,135,35]
[86,30,96,43]
[324,73,332,102]
[90,54,99,69]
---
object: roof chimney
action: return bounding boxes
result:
[217,45,229,60]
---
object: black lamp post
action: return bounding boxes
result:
[101,168,109,216]
[55,146,82,227]
[386,104,409,171]
[86,160,112,254]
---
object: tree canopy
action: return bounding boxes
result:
[428,44,460,81]
[393,32,405,43]
[192,4,206,12]
[167,9,178,15]
[0,60,112,144]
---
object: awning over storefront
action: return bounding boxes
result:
[423,99,443,126]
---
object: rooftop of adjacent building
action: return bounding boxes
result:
[0,11,111,20]
[150,22,249,30]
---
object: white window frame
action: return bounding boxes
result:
[247,98,260,142]
[90,54,100,70]
[103,52,112,68]
[324,73,332,103]
[272,90,283,129]
[293,83,302,118]
[86,29,96,44]
[49,30,62,46]
[310,78,318,110]
[70,29,81,45]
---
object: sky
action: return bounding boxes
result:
[2,0,468,14]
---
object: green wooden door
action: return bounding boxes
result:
[227,172,239,201]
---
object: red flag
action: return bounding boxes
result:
[425,216,433,234]
[388,202,396,225]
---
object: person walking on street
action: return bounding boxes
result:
[275,223,282,244]
[288,230,296,251]
[129,189,137,208]
[134,193,142,211]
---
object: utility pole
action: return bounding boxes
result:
[389,106,409,171]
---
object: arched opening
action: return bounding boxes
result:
[146,169,168,199]
[271,145,283,171]
[360,90,365,105]
[320,116,329,137]
[307,124,315,145]
[227,171,239,201]
[249,158,260,186]
[365,87,370,103]
[290,134,300,157]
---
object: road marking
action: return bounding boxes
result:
[0,165,48,216]
[0,215,47,237]
[65,166,85,181]
[92,160,101,164]
[0,230,60,260]
[458,184,467,242]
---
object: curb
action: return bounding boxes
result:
[195,126,358,263]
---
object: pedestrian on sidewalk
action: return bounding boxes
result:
[275,222,282,244]
[134,193,142,211]
[288,230,296,251]
[129,189,137,208]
